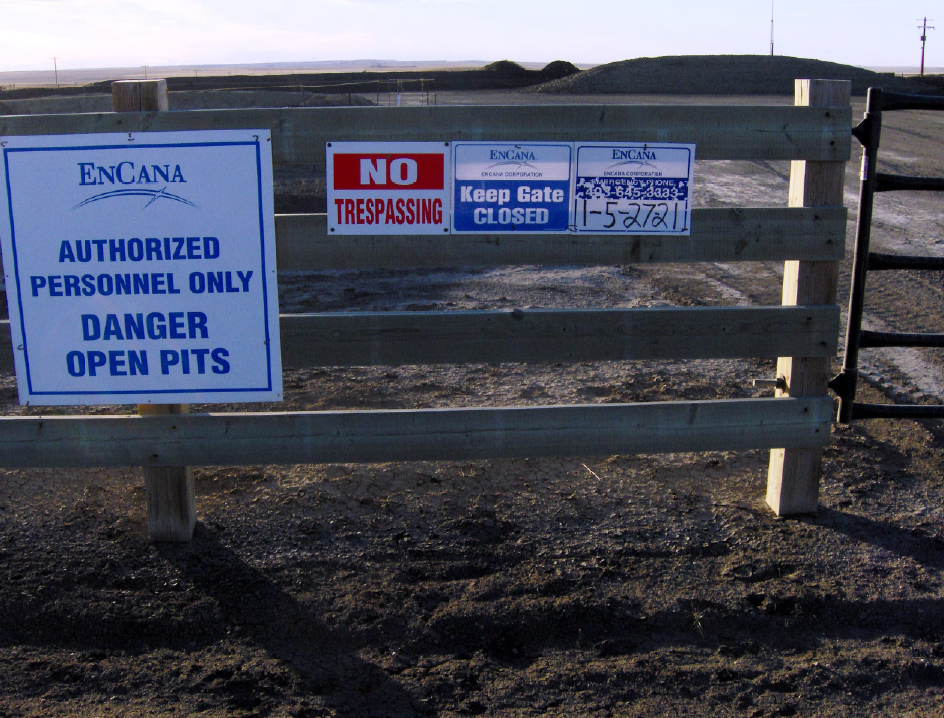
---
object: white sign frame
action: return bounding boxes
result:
[451,141,574,234]
[573,142,696,235]
[327,141,451,235]
[0,130,282,405]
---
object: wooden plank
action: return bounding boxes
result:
[767,79,850,517]
[0,397,833,468]
[0,306,840,375]
[113,79,195,543]
[276,207,846,270]
[0,206,847,281]
[0,105,852,165]
[279,306,840,367]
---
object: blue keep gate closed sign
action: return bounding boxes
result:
[451,142,573,233]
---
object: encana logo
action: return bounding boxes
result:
[79,161,186,186]
[74,161,194,209]
[486,148,539,172]
[608,148,658,170]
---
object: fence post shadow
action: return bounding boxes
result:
[156,522,426,717]
[815,506,944,571]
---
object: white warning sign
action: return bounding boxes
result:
[327,142,451,235]
[574,143,695,235]
[0,130,282,406]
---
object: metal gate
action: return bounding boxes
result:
[831,87,944,421]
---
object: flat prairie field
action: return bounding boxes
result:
[1,91,944,718]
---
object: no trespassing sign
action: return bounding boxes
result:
[327,142,451,235]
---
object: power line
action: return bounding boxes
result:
[918,17,935,76]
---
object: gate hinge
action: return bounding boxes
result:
[828,370,856,398]
[851,113,881,150]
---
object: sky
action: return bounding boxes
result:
[0,0,940,72]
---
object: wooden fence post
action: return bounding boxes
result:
[112,79,196,542]
[112,78,169,112]
[137,404,196,541]
[766,78,850,515]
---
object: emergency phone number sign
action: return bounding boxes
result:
[0,130,282,406]
[327,141,694,237]
[574,143,695,234]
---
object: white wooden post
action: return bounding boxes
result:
[112,79,196,542]
[766,79,850,515]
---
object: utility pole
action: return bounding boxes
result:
[51,57,59,87]
[918,18,935,76]
[770,1,775,56]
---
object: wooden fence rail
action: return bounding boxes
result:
[0,305,838,373]
[0,104,851,167]
[274,208,846,269]
[0,81,852,539]
[0,397,832,468]
[0,206,846,290]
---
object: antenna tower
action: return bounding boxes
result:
[770,1,775,56]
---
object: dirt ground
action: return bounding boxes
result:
[1,91,944,717]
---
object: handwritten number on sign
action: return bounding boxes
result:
[579,199,684,232]
[604,201,617,229]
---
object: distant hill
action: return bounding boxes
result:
[528,55,944,96]
[0,61,581,102]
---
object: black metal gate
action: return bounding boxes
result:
[830,87,944,421]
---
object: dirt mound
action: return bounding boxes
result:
[529,54,944,95]
[539,60,581,80]
[482,59,531,76]
[481,59,579,81]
